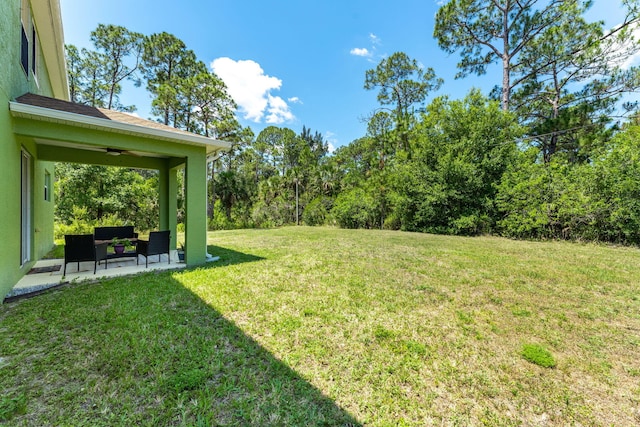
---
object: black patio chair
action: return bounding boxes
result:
[63,234,108,275]
[136,230,171,267]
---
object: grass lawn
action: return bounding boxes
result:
[1,227,640,425]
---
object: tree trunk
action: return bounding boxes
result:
[501,4,511,112]
[544,67,562,163]
[502,54,510,111]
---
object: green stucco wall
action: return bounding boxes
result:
[1,0,55,102]
[33,158,56,259]
[1,0,213,300]
[0,99,27,298]
[1,0,61,299]
[0,0,26,101]
[184,154,208,265]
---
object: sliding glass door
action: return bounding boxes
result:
[21,149,31,266]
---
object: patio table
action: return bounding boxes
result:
[95,238,139,260]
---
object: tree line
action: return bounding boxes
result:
[57,0,640,245]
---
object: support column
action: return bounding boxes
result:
[158,166,169,230]
[184,152,207,265]
[168,167,178,250]
[158,162,179,250]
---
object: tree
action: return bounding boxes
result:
[395,90,521,234]
[207,122,249,222]
[364,52,442,152]
[366,110,394,170]
[55,164,159,232]
[141,32,199,125]
[90,24,143,111]
[312,161,341,198]
[435,0,640,112]
[300,126,329,161]
[187,70,237,137]
[254,126,300,175]
[65,25,142,111]
[65,45,84,104]
[65,46,109,107]
[63,27,152,233]
[591,125,640,243]
[513,2,640,161]
[435,0,573,111]
[214,170,249,221]
[333,138,376,189]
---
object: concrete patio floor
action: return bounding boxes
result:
[5,251,186,301]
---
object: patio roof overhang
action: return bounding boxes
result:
[10,93,229,266]
[9,93,232,165]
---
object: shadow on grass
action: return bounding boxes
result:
[0,269,360,426]
[206,244,265,267]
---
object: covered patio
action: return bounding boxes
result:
[9,94,230,287]
[6,253,187,300]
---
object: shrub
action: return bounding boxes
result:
[452,214,492,235]
[331,188,379,229]
[208,200,237,230]
[383,211,402,230]
[302,197,330,226]
[54,207,127,239]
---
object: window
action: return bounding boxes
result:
[21,150,32,266]
[20,0,31,77]
[31,21,37,77]
[20,25,28,75]
[44,170,51,202]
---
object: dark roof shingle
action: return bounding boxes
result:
[15,93,198,138]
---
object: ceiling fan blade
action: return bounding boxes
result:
[105,147,123,156]
[105,148,140,157]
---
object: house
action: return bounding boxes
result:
[0,0,230,300]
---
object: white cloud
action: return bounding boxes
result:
[351,34,383,62]
[288,96,302,104]
[621,24,640,69]
[210,57,295,124]
[324,131,337,153]
[350,47,371,57]
[265,95,294,124]
[598,20,640,71]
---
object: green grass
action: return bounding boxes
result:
[42,243,64,259]
[521,343,557,368]
[2,227,640,425]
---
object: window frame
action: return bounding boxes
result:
[20,23,29,76]
[31,18,37,79]
[44,170,51,202]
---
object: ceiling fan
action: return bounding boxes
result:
[105,147,140,157]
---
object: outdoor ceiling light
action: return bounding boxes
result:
[106,148,122,156]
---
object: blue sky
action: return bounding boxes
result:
[59,0,635,150]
